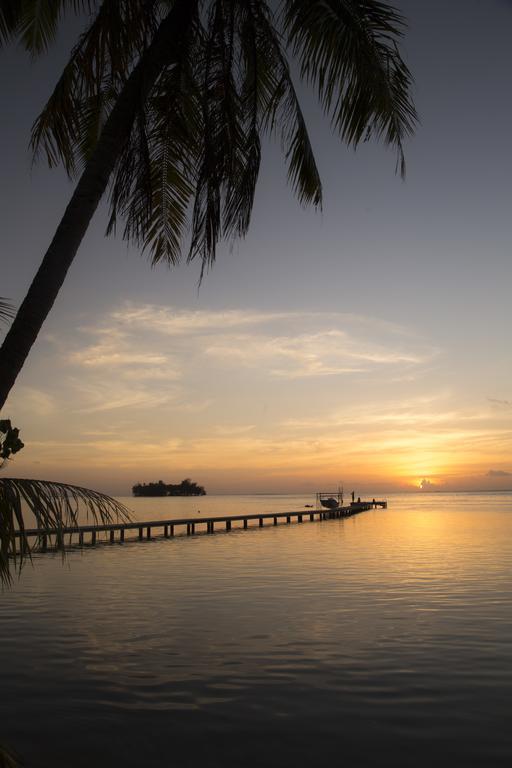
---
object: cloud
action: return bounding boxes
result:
[69,329,179,374]
[486,469,512,477]
[280,394,480,431]
[21,303,440,454]
[109,305,432,348]
[5,386,56,417]
[71,380,177,413]
[120,366,181,381]
[73,348,168,368]
[204,328,433,379]
[67,304,436,385]
[111,306,291,335]
[214,424,256,436]
[488,397,512,408]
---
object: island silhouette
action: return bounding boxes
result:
[132,479,206,497]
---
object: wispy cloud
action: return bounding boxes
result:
[67,304,436,383]
[281,394,465,431]
[111,306,291,335]
[214,424,256,436]
[6,386,57,417]
[203,324,434,379]
[488,397,512,408]
[111,304,426,340]
[66,371,179,413]
[69,328,180,379]
[72,347,168,368]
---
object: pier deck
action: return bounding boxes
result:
[14,500,387,551]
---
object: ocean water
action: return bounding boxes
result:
[1,492,512,767]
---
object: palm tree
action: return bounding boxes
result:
[0,0,417,410]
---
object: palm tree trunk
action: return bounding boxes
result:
[0,0,197,411]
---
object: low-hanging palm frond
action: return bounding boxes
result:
[0,478,131,585]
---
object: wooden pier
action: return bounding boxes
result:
[14,500,387,552]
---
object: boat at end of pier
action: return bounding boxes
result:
[316,488,344,510]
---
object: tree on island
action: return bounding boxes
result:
[0,0,416,410]
[133,479,206,497]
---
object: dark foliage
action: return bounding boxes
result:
[0,478,130,584]
[132,478,207,497]
[0,420,24,463]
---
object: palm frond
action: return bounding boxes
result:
[106,9,202,267]
[0,478,131,585]
[0,743,22,768]
[137,104,197,267]
[188,0,322,273]
[248,0,323,207]
[0,0,20,47]
[18,0,95,55]
[283,0,418,176]
[0,299,14,325]
[212,2,263,240]
[222,3,261,239]
[188,0,242,270]
[31,0,159,174]
[0,0,95,54]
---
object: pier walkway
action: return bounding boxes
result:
[15,500,387,551]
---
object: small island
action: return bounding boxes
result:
[132,479,206,497]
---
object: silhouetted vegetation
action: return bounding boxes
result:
[132,479,206,497]
[0,419,24,464]
[0,478,131,585]
[0,298,14,325]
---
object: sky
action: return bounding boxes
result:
[2,0,512,496]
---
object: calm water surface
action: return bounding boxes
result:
[2,493,512,766]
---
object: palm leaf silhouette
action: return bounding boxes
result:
[0,298,14,325]
[0,478,130,585]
